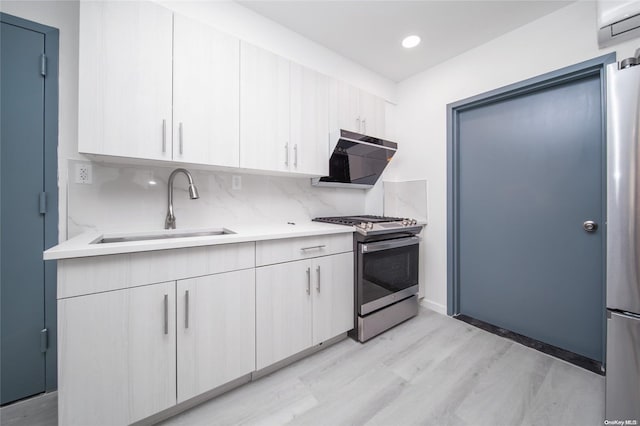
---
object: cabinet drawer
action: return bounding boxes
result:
[58,242,255,299]
[256,233,352,266]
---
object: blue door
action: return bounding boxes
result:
[1,15,58,405]
[454,71,605,363]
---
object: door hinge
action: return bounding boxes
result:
[39,192,47,214]
[40,54,47,77]
[40,328,48,353]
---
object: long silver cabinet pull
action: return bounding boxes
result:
[356,117,361,132]
[362,119,367,135]
[300,245,326,252]
[163,294,169,335]
[294,144,298,168]
[179,122,184,155]
[285,143,289,166]
[185,290,190,329]
[306,267,311,295]
[316,265,321,292]
[162,119,167,153]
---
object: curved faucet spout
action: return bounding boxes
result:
[165,168,199,229]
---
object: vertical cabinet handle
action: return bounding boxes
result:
[362,119,367,135]
[163,294,169,335]
[356,117,361,132]
[185,290,189,329]
[294,144,298,168]
[179,122,184,155]
[162,119,167,153]
[316,265,321,292]
[306,267,311,295]
[285,143,289,166]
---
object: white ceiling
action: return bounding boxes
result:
[238,0,574,82]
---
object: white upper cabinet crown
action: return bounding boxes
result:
[330,79,386,139]
[240,42,291,173]
[173,14,240,167]
[78,1,173,160]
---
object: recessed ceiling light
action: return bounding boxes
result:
[402,35,421,49]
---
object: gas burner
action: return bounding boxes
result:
[313,215,421,236]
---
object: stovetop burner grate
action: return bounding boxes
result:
[313,215,405,226]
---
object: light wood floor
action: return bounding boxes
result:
[0,307,604,426]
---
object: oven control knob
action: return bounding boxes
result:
[367,222,374,230]
[359,222,367,228]
[411,219,417,225]
[402,219,409,226]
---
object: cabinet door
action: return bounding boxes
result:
[290,63,329,176]
[58,282,176,426]
[173,14,240,167]
[176,270,256,403]
[240,42,290,172]
[78,1,173,160]
[359,90,387,137]
[330,79,361,134]
[256,260,312,369]
[312,253,354,345]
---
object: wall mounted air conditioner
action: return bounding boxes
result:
[598,1,640,47]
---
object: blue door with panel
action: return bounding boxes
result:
[1,14,58,405]
[455,71,605,363]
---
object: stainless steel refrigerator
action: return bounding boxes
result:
[606,55,640,422]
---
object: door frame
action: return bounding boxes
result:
[447,54,615,328]
[0,12,59,392]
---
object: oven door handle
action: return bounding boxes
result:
[361,236,420,253]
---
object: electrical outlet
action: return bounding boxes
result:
[232,175,242,190]
[75,163,92,184]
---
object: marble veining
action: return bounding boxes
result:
[67,160,369,239]
[383,180,428,223]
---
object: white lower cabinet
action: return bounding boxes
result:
[256,252,354,369]
[58,236,354,424]
[176,269,256,403]
[58,281,176,426]
[312,253,354,345]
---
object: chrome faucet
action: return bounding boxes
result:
[165,168,199,229]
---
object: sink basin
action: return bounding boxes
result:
[92,228,235,244]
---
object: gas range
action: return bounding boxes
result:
[313,215,422,236]
[314,214,421,342]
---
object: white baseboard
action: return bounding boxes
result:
[420,298,447,315]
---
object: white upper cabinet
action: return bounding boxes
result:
[330,79,386,139]
[173,14,240,167]
[290,63,330,176]
[78,1,173,160]
[358,90,386,139]
[240,42,290,173]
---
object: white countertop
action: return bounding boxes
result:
[44,221,355,260]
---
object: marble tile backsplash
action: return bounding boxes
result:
[67,160,370,238]
[383,180,428,223]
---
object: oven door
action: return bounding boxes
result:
[358,236,419,315]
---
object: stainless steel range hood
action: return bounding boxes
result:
[311,130,397,189]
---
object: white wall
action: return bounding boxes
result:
[0,0,395,241]
[386,0,640,314]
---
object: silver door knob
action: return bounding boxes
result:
[583,220,598,232]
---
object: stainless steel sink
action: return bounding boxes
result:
[92,228,235,244]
